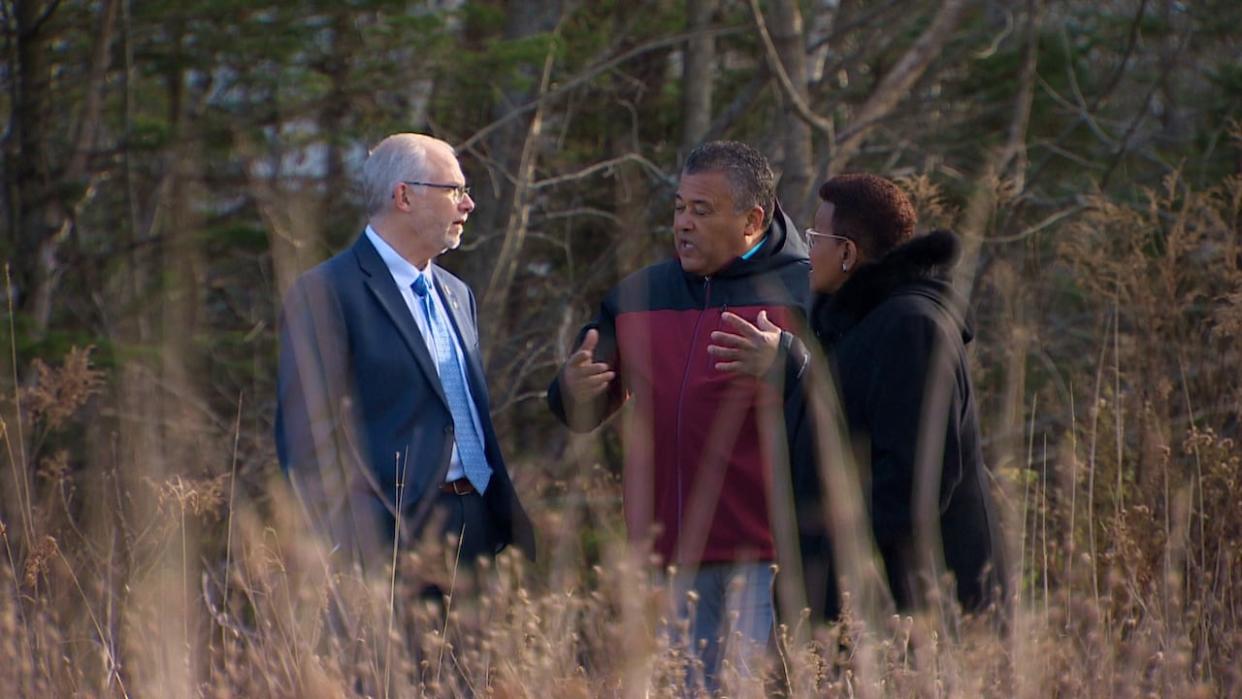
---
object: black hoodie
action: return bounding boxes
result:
[792,229,1006,616]
[548,204,810,565]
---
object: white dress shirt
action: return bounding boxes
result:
[364,225,490,483]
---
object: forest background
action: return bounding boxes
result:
[2,0,1241,696]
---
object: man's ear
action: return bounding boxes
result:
[393,182,411,211]
[745,205,766,240]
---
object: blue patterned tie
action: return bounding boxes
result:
[412,275,492,494]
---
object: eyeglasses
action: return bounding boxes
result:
[402,180,472,203]
[804,228,851,249]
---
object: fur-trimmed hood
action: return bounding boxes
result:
[812,229,972,344]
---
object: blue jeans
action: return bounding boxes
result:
[668,562,775,690]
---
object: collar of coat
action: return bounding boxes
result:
[814,229,965,340]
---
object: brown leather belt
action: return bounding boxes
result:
[439,478,476,495]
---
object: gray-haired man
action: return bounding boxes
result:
[277,133,535,573]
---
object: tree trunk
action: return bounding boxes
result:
[470,0,563,328]
[767,0,815,224]
[319,9,356,245]
[11,0,56,314]
[13,0,119,340]
[681,0,718,152]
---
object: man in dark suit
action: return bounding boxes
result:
[276,133,535,575]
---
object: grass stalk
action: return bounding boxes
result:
[435,528,466,689]
[1112,297,1124,522]
[1041,433,1049,617]
[3,264,34,546]
[221,393,242,656]
[54,544,132,699]
[1086,310,1111,612]
[1065,381,1078,628]
[1020,393,1037,610]
[384,449,407,699]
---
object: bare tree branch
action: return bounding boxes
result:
[17,0,61,40]
[531,153,673,191]
[482,24,559,310]
[988,203,1086,244]
[456,26,744,153]
[702,65,768,143]
[827,0,970,175]
[1099,22,1192,189]
[956,0,1043,296]
[746,0,834,139]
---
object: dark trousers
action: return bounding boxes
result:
[428,489,498,564]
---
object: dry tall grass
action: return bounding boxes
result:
[2,174,1240,697]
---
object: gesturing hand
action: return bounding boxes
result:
[563,329,616,402]
[707,311,782,376]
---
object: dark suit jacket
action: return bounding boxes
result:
[275,233,535,568]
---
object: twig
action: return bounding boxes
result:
[1090,0,1150,112]
[536,206,623,225]
[1053,28,1119,148]
[985,204,1088,244]
[1099,25,1193,189]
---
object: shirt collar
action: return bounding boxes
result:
[739,234,767,261]
[365,225,434,289]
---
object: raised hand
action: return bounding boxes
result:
[707,310,782,376]
[563,329,616,402]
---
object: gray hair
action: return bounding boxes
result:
[361,134,453,216]
[683,141,776,228]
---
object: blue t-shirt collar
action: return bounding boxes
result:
[739,235,767,261]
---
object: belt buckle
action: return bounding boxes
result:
[451,479,470,495]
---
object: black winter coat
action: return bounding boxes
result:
[789,230,1006,618]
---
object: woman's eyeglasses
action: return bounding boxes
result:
[804,228,851,249]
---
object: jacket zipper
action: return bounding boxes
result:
[674,276,712,548]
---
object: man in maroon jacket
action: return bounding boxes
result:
[547,141,810,687]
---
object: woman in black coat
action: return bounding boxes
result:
[709,174,1006,620]
[802,175,1006,618]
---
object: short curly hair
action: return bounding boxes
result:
[818,174,917,259]
[684,141,777,228]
